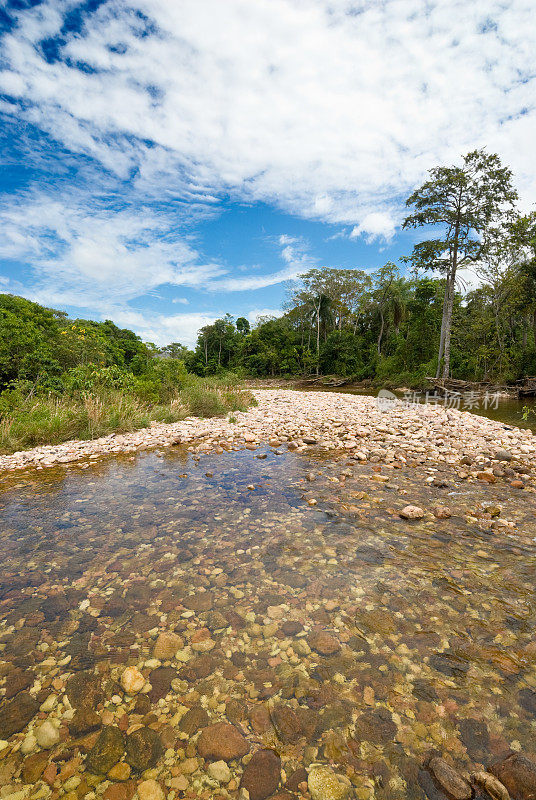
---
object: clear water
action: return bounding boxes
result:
[1,445,535,795]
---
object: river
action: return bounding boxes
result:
[0,440,535,797]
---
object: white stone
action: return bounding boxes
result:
[36,720,60,749]
[208,760,232,783]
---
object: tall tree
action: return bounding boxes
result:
[403,149,517,379]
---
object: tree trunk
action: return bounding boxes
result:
[316,302,320,376]
[377,310,385,356]
[441,273,456,379]
[533,308,536,348]
[435,280,449,378]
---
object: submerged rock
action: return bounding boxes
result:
[427,756,472,800]
[196,722,249,762]
[490,754,536,800]
[0,691,39,739]
[125,727,164,771]
[240,749,281,800]
[86,726,125,774]
[308,765,352,800]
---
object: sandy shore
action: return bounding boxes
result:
[1,389,535,473]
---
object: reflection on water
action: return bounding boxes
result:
[0,447,536,797]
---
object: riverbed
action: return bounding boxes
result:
[0,392,536,800]
[0,434,536,799]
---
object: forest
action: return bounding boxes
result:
[189,151,536,387]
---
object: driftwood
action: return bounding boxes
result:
[427,377,510,396]
[298,375,353,388]
[518,377,536,397]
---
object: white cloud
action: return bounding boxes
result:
[350,212,397,244]
[0,193,226,309]
[108,309,218,347]
[1,0,534,230]
[247,308,282,325]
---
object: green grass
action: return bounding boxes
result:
[0,378,255,454]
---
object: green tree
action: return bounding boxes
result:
[403,149,517,379]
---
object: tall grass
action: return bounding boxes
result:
[0,378,254,454]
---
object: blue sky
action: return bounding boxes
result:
[1,0,535,345]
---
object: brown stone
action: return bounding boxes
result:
[197,722,250,762]
[240,749,281,800]
[86,726,125,775]
[22,751,49,784]
[125,727,164,771]
[153,632,182,660]
[102,780,136,800]
[490,753,536,800]
[0,691,39,738]
[179,706,210,735]
[69,708,101,736]
[5,668,33,699]
[428,756,472,800]
[250,705,272,734]
[270,705,303,743]
[66,671,103,710]
[182,592,214,612]
[308,630,341,656]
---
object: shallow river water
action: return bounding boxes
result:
[1,444,536,798]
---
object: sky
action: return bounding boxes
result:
[0,0,535,346]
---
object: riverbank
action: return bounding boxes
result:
[1,389,535,477]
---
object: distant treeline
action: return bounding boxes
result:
[188,149,536,387]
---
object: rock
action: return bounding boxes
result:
[495,450,512,461]
[108,762,132,781]
[148,666,176,703]
[22,752,49,783]
[458,718,489,759]
[471,771,510,800]
[137,779,165,800]
[477,472,496,483]
[490,754,536,800]
[86,726,125,774]
[208,760,231,783]
[120,666,145,694]
[125,727,163,771]
[400,505,425,520]
[69,707,101,736]
[66,671,103,710]
[427,756,472,800]
[197,722,249,762]
[249,705,272,733]
[0,691,39,738]
[182,592,213,612]
[103,782,136,800]
[179,705,210,735]
[240,749,281,800]
[153,632,183,660]
[5,668,33,700]
[307,765,352,800]
[355,708,396,744]
[519,688,536,716]
[270,705,303,743]
[308,630,341,656]
[433,505,452,519]
[36,719,60,749]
